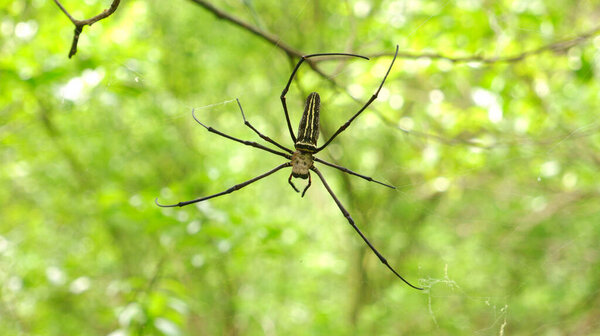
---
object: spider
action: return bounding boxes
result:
[156,46,422,290]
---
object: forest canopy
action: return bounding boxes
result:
[1,0,600,335]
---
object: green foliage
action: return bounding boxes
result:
[2,0,600,334]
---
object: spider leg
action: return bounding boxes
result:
[236,98,293,154]
[314,157,395,189]
[316,46,399,153]
[281,52,369,144]
[287,172,312,197]
[301,172,312,197]
[192,109,291,160]
[311,166,422,290]
[156,162,291,207]
[288,173,300,193]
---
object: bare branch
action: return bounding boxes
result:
[186,0,341,84]
[188,0,302,58]
[54,0,121,58]
[366,25,600,64]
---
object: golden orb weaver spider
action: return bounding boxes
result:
[156,45,422,290]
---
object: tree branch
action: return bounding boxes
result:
[186,0,343,84]
[188,0,600,67]
[366,25,600,64]
[54,0,121,58]
[188,0,302,58]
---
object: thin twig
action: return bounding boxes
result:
[188,0,302,58]
[366,25,600,64]
[54,0,121,58]
[186,0,338,82]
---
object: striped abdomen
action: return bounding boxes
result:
[295,92,320,152]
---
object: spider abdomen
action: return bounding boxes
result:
[295,92,320,152]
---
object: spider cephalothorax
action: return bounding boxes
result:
[156,46,422,290]
[290,150,313,179]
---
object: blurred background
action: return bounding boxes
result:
[2,0,600,335]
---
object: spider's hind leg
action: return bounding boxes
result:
[310,166,423,290]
